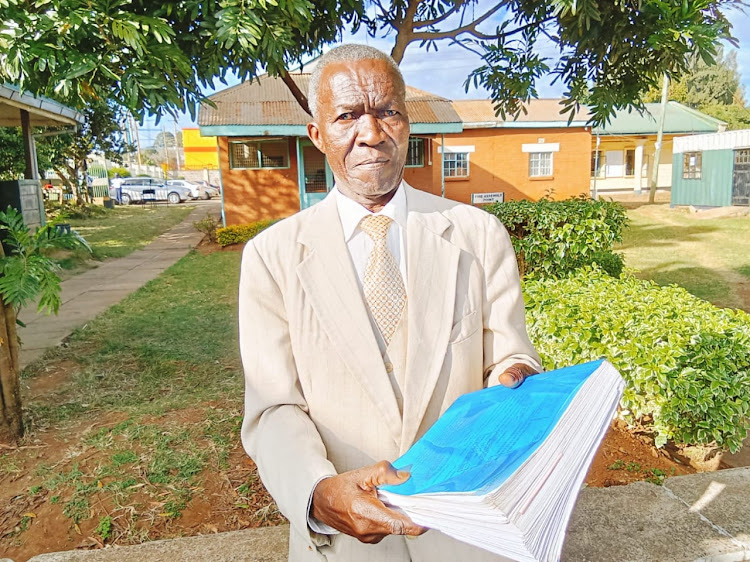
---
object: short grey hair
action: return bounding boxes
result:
[307,44,406,119]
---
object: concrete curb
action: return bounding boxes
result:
[21,468,750,562]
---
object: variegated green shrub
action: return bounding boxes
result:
[524,267,750,453]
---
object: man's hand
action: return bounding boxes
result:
[311,461,428,543]
[498,362,537,388]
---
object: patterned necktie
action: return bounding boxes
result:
[360,215,406,346]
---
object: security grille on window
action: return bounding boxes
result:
[683,152,702,179]
[529,152,553,177]
[406,138,425,167]
[229,140,289,169]
[443,153,469,178]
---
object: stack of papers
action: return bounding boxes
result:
[379,359,624,562]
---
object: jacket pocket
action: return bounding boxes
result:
[448,309,480,344]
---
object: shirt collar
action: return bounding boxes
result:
[334,181,407,243]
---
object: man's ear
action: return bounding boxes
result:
[307,122,325,153]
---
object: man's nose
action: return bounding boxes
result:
[356,114,387,146]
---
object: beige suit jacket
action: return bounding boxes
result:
[239,185,541,561]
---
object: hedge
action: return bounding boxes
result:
[485,197,627,278]
[524,267,750,453]
[216,220,277,247]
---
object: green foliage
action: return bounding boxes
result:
[485,197,627,278]
[0,0,736,125]
[107,167,131,179]
[49,203,109,222]
[524,267,750,453]
[216,220,277,247]
[643,48,750,130]
[95,516,113,541]
[193,213,221,244]
[0,207,91,314]
[0,0,363,119]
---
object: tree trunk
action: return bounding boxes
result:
[0,245,23,445]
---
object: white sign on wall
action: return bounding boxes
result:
[472,192,505,205]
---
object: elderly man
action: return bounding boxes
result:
[239,44,542,561]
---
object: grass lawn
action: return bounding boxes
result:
[52,205,195,273]
[617,204,750,311]
[1,250,283,560]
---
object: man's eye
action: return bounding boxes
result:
[337,112,355,121]
[382,110,398,117]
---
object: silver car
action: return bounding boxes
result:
[166,179,218,200]
[113,178,192,205]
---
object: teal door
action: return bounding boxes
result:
[297,138,333,209]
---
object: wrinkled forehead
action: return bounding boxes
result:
[318,60,405,110]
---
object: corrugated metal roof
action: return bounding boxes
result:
[199,73,460,128]
[593,102,725,135]
[673,129,750,153]
[0,83,83,127]
[452,99,591,125]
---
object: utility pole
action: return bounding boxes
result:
[649,73,669,204]
[173,120,182,175]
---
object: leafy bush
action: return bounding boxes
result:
[107,167,131,179]
[485,197,627,278]
[47,203,109,222]
[524,267,750,453]
[216,220,277,247]
[193,213,221,244]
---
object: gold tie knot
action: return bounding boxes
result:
[360,215,392,241]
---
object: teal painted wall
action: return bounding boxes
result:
[671,149,734,206]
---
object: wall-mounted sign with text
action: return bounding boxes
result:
[471,192,505,205]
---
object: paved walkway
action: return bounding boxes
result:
[18,202,219,369]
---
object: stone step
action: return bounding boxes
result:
[21,468,750,562]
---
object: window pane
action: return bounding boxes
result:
[231,142,260,168]
[591,151,605,178]
[625,150,636,176]
[683,152,702,180]
[529,152,552,177]
[230,140,288,169]
[259,142,288,167]
[443,152,469,177]
[406,138,425,167]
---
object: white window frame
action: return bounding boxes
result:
[443,152,470,178]
[528,152,553,177]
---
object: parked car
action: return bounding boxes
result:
[166,179,219,200]
[111,177,192,205]
[193,180,221,200]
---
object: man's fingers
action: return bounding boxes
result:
[359,460,410,490]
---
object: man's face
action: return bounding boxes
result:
[307,59,410,204]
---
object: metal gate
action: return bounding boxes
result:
[733,149,750,206]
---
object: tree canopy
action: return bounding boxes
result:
[644,48,750,130]
[0,0,739,125]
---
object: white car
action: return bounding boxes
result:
[166,180,219,200]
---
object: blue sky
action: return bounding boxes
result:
[155,4,750,138]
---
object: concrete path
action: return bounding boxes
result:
[18,202,219,369]
[23,467,750,562]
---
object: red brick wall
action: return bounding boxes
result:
[219,137,300,225]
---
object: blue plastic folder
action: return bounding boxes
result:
[378,359,624,562]
[382,360,605,497]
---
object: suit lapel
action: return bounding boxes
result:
[400,186,460,452]
[296,195,403,446]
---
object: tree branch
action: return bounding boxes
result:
[412,2,465,29]
[279,69,311,116]
[390,0,422,64]
[412,13,555,43]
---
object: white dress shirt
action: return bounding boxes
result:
[334,182,408,288]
